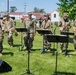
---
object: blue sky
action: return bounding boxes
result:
[0,0,59,13]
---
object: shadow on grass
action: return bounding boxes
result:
[61,49,76,56]
[50,48,57,55]
[53,72,76,75]
[2,52,14,56]
[41,48,57,55]
[19,48,41,52]
[31,48,41,51]
[13,44,21,47]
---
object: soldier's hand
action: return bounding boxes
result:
[15,32,18,36]
[4,29,9,33]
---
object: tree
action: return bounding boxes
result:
[10,6,17,12]
[33,7,45,13]
[57,0,76,20]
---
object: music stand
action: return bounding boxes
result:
[46,34,68,75]
[19,28,34,75]
[61,31,74,36]
[36,29,52,53]
[16,28,27,51]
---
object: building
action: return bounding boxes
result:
[0,11,60,22]
[51,10,61,22]
[9,12,24,20]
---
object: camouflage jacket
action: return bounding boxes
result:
[23,18,36,34]
[41,20,52,32]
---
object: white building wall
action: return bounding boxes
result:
[9,15,22,20]
[51,11,60,22]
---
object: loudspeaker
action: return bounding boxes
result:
[0,59,12,73]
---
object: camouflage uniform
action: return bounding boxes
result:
[41,14,52,51]
[3,15,15,46]
[0,19,4,54]
[73,19,76,50]
[58,13,70,51]
[23,13,36,50]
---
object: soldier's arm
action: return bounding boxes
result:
[41,21,44,29]
[0,20,5,32]
[66,21,71,29]
[34,20,37,34]
[11,19,18,35]
[58,21,62,27]
[73,27,76,32]
[23,19,26,28]
[0,20,1,25]
[44,20,51,29]
[9,19,15,32]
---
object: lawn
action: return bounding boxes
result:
[0,21,76,75]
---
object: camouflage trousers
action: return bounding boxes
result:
[43,35,51,50]
[60,30,69,52]
[6,31,13,46]
[0,41,3,53]
[60,43,68,51]
[0,32,4,53]
[24,32,34,50]
[73,34,76,50]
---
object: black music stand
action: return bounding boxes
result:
[36,29,52,53]
[20,29,34,75]
[61,31,74,36]
[16,28,27,51]
[46,34,68,75]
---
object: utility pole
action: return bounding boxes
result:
[7,0,9,13]
[24,3,27,14]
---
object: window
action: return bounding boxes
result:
[54,14,56,18]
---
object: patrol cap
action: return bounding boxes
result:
[28,12,32,15]
[63,13,68,17]
[43,13,48,17]
[4,12,9,17]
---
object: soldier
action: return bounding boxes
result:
[58,13,71,52]
[73,19,76,51]
[0,18,4,56]
[3,13,15,47]
[41,14,52,53]
[23,12,36,50]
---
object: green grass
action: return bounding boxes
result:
[0,21,76,75]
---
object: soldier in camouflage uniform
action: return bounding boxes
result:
[23,12,36,50]
[0,18,4,56]
[3,14,15,47]
[41,14,52,52]
[58,13,71,52]
[73,19,76,51]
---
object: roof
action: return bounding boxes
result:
[32,12,43,19]
[9,12,44,19]
[0,12,51,19]
[10,12,24,15]
[56,10,60,12]
[51,10,60,13]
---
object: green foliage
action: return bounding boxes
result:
[10,6,17,12]
[57,0,76,20]
[33,7,45,13]
[0,21,76,75]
